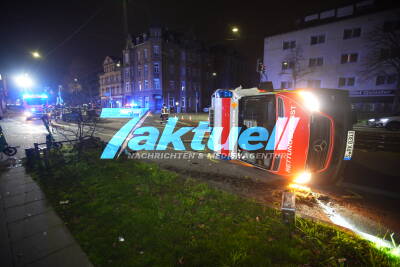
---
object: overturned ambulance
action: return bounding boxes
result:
[209,85,354,184]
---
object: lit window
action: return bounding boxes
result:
[341,53,358,64]
[282,61,294,70]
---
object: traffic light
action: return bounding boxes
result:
[257,62,266,72]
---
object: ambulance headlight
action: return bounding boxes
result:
[298,91,320,112]
[293,171,312,184]
[24,111,32,117]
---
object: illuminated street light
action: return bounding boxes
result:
[212,72,217,76]
[31,51,41,59]
[232,27,239,33]
[14,74,34,89]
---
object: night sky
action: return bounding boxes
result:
[0,0,376,91]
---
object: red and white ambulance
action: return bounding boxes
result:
[210,85,353,184]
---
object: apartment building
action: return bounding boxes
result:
[263,1,399,115]
[99,56,122,107]
[119,27,204,112]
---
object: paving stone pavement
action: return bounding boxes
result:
[0,166,92,267]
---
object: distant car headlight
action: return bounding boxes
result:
[24,111,32,117]
[293,171,312,184]
[368,118,375,122]
[298,91,320,112]
[380,118,389,123]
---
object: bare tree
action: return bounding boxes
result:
[360,22,400,112]
[280,46,313,88]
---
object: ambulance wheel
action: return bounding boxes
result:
[3,147,17,156]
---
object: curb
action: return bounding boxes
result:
[52,121,120,131]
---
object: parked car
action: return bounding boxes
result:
[368,113,400,130]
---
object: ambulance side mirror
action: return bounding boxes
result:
[258,81,274,91]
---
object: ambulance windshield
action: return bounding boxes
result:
[239,95,276,133]
[238,95,277,169]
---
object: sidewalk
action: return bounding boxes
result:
[0,166,92,267]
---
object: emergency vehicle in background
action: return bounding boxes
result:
[210,85,353,184]
[23,94,49,120]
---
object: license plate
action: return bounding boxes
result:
[344,130,355,160]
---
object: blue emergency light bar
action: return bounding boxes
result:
[216,90,233,98]
[23,93,48,99]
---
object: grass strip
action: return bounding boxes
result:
[29,148,400,266]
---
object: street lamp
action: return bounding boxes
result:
[232,27,239,33]
[14,74,34,90]
[31,51,41,59]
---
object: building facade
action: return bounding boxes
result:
[99,56,123,107]
[120,27,204,113]
[99,28,246,112]
[263,1,399,117]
